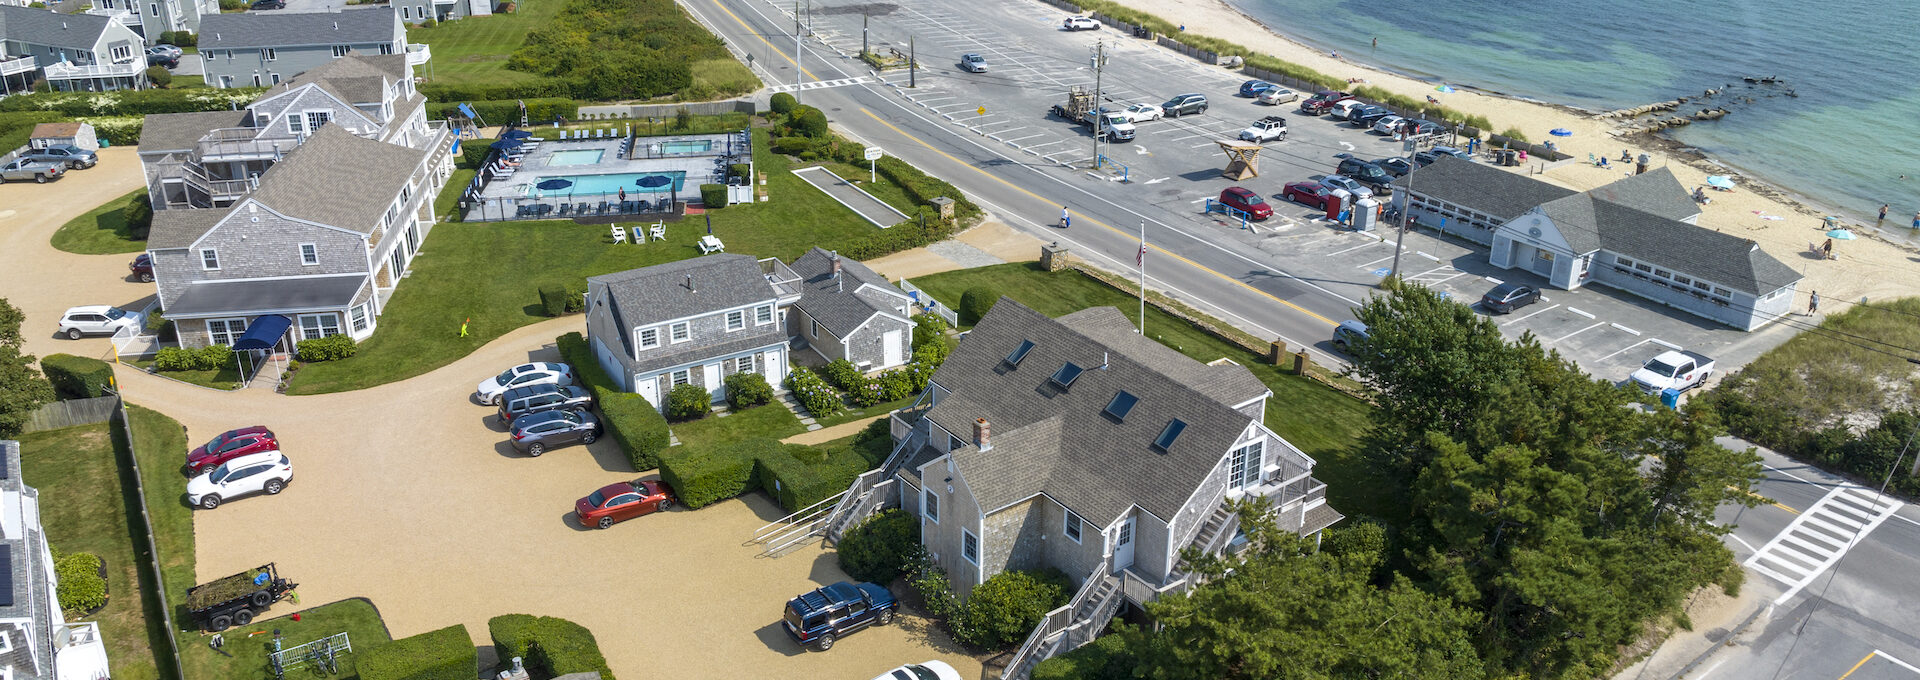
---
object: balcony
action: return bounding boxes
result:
[43,59,143,81]
[759,257,803,301]
[0,55,35,78]
[53,621,111,680]
[405,43,431,68]
[84,7,141,27]
[196,127,290,161]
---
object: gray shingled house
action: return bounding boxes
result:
[195,7,412,89]
[819,299,1341,678]
[144,123,450,350]
[87,0,222,51]
[585,255,805,408]
[786,247,916,371]
[0,4,148,92]
[0,441,112,680]
[1389,159,1801,331]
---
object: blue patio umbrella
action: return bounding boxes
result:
[1705,175,1736,190]
[1826,228,1856,240]
[705,213,713,235]
[502,129,534,140]
[1549,128,1573,137]
[489,139,522,150]
[1435,84,1455,93]
[535,178,573,190]
[635,175,673,189]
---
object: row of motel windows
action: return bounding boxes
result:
[637,305,776,349]
[1611,256,1740,304]
[1408,195,1499,232]
[202,306,368,346]
[206,45,395,62]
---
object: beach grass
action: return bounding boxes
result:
[51,189,148,255]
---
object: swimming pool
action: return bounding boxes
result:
[528,171,687,197]
[661,140,713,154]
[546,149,605,166]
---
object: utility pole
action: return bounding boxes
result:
[909,37,916,88]
[1090,41,1106,170]
[1138,219,1147,336]
[1385,143,1414,286]
[793,1,802,96]
[862,14,868,58]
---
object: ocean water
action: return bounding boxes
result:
[1225,0,1920,227]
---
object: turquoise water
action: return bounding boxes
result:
[530,171,686,196]
[546,149,605,166]
[661,140,713,154]
[1227,0,1919,225]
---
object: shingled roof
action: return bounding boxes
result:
[148,205,237,249]
[138,110,250,153]
[197,7,398,50]
[0,5,117,51]
[1586,167,1701,223]
[243,124,427,230]
[923,300,1270,525]
[586,255,787,379]
[788,247,909,338]
[1534,173,1797,295]
[1391,156,1576,222]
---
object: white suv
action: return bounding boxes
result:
[476,362,576,405]
[58,305,141,340]
[187,451,293,510]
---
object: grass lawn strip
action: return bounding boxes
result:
[814,395,913,429]
[122,404,196,633]
[129,359,243,391]
[176,598,392,680]
[406,2,561,90]
[670,402,804,450]
[16,423,169,680]
[50,188,147,255]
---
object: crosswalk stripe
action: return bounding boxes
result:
[1743,484,1905,605]
[767,76,874,94]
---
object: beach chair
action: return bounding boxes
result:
[635,199,652,212]
[610,224,628,243]
[649,222,666,242]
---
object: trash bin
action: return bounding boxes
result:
[1659,388,1681,410]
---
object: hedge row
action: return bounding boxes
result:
[487,615,614,680]
[39,354,113,400]
[155,344,233,372]
[357,625,476,680]
[426,98,580,126]
[296,334,356,362]
[460,138,496,170]
[658,437,869,512]
[537,282,586,317]
[785,366,843,418]
[419,79,574,105]
[74,116,143,147]
[557,332,670,470]
[875,155,978,219]
[0,87,261,116]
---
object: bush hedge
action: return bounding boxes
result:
[851,417,893,468]
[960,568,1071,648]
[790,105,828,137]
[786,366,843,418]
[460,138,497,169]
[145,66,173,88]
[503,0,740,101]
[698,183,727,208]
[419,79,573,106]
[538,285,569,317]
[155,344,234,372]
[157,31,197,47]
[487,615,614,680]
[557,333,669,470]
[73,115,144,146]
[769,92,796,114]
[836,509,919,584]
[724,371,773,409]
[54,552,107,615]
[958,287,998,325]
[0,111,67,155]
[40,354,114,400]
[761,441,867,511]
[666,383,712,421]
[660,437,870,512]
[122,193,153,239]
[296,335,357,362]
[426,98,579,127]
[0,87,260,116]
[1030,633,1137,680]
[820,359,863,392]
[358,625,476,680]
[657,441,758,508]
[770,136,814,155]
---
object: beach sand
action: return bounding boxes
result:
[1107,0,1920,306]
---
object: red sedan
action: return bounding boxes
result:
[576,479,676,529]
[187,426,279,474]
[1283,181,1332,209]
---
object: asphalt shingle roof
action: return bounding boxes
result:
[788,247,907,337]
[279,53,406,104]
[246,124,427,231]
[148,206,236,249]
[0,5,114,51]
[197,7,398,50]
[166,275,364,316]
[589,255,779,329]
[923,300,1269,526]
[1585,167,1701,223]
[1392,156,1576,221]
[29,122,83,138]
[1588,200,1800,295]
[138,110,249,152]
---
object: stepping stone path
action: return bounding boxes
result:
[778,394,823,431]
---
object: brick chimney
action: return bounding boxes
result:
[974,418,991,452]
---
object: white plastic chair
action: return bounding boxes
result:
[649,222,665,241]
[610,224,628,244]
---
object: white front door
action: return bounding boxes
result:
[1111,515,1135,573]
[636,375,659,406]
[881,329,904,367]
[702,363,722,399]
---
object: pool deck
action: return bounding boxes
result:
[475,132,745,204]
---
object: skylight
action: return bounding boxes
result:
[1104,391,1139,421]
[1154,419,1187,451]
[1005,339,1036,366]
[1049,361,1085,389]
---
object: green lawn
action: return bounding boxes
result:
[815,395,914,429]
[121,404,196,635]
[407,0,562,91]
[130,359,244,391]
[286,126,901,394]
[51,189,147,255]
[910,263,1386,519]
[671,402,804,449]
[17,422,171,680]
[178,598,392,680]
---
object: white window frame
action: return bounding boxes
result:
[287,114,304,135]
[755,304,774,325]
[298,243,318,265]
[350,304,369,332]
[961,528,979,565]
[200,248,219,270]
[669,321,690,343]
[304,110,331,133]
[670,369,691,386]
[1063,509,1082,543]
[923,489,939,523]
[261,48,276,61]
[332,45,351,57]
[400,5,409,18]
[298,313,341,340]
[725,309,745,331]
[637,327,659,349]
[1228,440,1264,490]
[207,317,247,346]
[269,72,280,85]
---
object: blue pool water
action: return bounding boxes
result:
[529,171,687,196]
[661,140,713,154]
[546,149,605,166]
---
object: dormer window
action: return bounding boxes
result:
[1004,339,1034,366]
[1153,419,1187,451]
[1048,362,1084,389]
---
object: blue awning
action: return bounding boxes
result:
[232,314,291,351]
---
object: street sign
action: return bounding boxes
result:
[976,106,986,116]
[864,146,883,161]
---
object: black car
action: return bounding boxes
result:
[497,383,593,425]
[1336,158,1394,194]
[249,0,285,9]
[1352,107,1396,128]
[1413,146,1473,167]
[1481,282,1541,314]
[508,409,600,456]
[1373,157,1415,177]
[783,581,898,651]
[1160,93,1207,117]
[146,53,178,68]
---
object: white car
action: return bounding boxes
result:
[1238,116,1288,143]
[187,451,292,510]
[477,362,575,405]
[58,305,141,340]
[1255,87,1299,105]
[1372,115,1405,135]
[1062,15,1099,30]
[868,661,962,680]
[1319,175,1375,200]
[1116,103,1163,123]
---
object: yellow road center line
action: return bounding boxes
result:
[707,0,821,81]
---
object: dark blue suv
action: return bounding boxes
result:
[782,581,897,651]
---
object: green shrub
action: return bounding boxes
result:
[960,568,1071,648]
[538,284,569,317]
[837,509,920,584]
[0,86,261,116]
[897,359,936,394]
[145,66,172,88]
[787,366,843,418]
[1465,114,1494,132]
[153,347,195,372]
[74,116,143,147]
[557,333,667,469]
[820,359,863,391]
[295,335,356,362]
[1031,633,1138,680]
[217,0,244,10]
[157,31,197,47]
[851,417,893,468]
[563,282,587,313]
[835,212,960,261]
[723,371,773,409]
[487,615,615,680]
[427,98,580,127]
[0,111,68,154]
[122,193,153,239]
[420,18,437,27]
[40,354,114,400]
[658,443,756,508]
[769,92,797,115]
[1500,126,1529,143]
[699,183,727,208]
[770,136,814,155]
[791,105,828,137]
[755,441,865,511]
[146,311,172,341]
[357,624,476,680]
[54,552,107,615]
[460,138,496,169]
[193,344,233,371]
[958,286,998,325]
[911,313,949,348]
[666,383,711,421]
[873,155,976,220]
[728,163,751,181]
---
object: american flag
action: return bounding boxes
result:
[1137,243,1146,266]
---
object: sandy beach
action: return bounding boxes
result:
[1107,0,1920,307]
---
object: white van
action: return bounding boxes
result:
[1330,99,1367,121]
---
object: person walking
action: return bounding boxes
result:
[1808,290,1820,316]
[1879,204,1889,221]
[1059,206,1071,229]
[1822,237,1833,259]
[1912,210,1919,229]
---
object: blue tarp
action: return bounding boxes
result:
[232,314,291,351]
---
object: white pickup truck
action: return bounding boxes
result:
[1629,350,1715,394]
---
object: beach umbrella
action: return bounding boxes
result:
[1705,175,1735,190]
[489,139,522,150]
[635,175,673,189]
[535,179,572,190]
[502,130,533,140]
[1826,228,1856,240]
[1549,128,1573,137]
[1434,84,1455,93]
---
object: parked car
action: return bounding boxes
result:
[1373,157,1415,177]
[1406,120,1445,137]
[1479,282,1541,314]
[1331,319,1370,352]
[1217,186,1272,220]
[869,661,963,680]
[25,143,97,170]
[1299,90,1353,115]
[1062,15,1099,30]
[57,305,139,339]
[1413,146,1473,166]
[476,362,574,405]
[1335,158,1395,194]
[1237,116,1288,143]
[1350,106,1394,128]
[509,408,601,456]
[1117,103,1163,123]
[1256,86,1299,105]
[187,426,279,475]
[146,51,178,68]
[0,159,62,183]
[1629,350,1716,395]
[575,479,676,529]
[1237,79,1275,98]
[783,581,898,651]
[1319,175,1374,200]
[959,53,987,73]
[147,44,183,60]
[130,253,154,282]
[1160,93,1207,117]
[186,563,296,631]
[1282,180,1332,209]
[249,0,285,8]
[186,451,292,510]
[1328,99,1367,120]
[497,383,594,425]
[1371,115,1406,135]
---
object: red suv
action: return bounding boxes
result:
[1300,90,1354,115]
[187,426,279,474]
[1217,187,1273,220]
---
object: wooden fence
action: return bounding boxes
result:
[20,396,117,433]
[108,398,186,680]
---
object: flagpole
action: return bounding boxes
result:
[1137,219,1146,336]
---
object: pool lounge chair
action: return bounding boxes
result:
[648,223,666,241]
[596,201,609,215]
[558,203,572,216]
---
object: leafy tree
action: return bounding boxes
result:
[144,65,172,88]
[0,298,22,347]
[0,298,54,438]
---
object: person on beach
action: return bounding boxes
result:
[1879,204,1889,221]
[1808,291,1820,315]
[1912,211,1919,229]
[1372,37,1378,49]
[1821,238,1833,258]
[1330,50,1340,60]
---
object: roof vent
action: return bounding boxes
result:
[1153,419,1187,452]
[61,21,68,29]
[1004,339,1034,367]
[1048,362,1084,389]
[685,273,694,293]
[333,21,338,30]
[1103,391,1138,421]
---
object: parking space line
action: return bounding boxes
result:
[1549,321,1606,343]
[1001,133,1045,143]
[1415,250,1441,262]
[1567,306,1595,319]
[1327,240,1383,256]
[1358,254,1396,269]
[1610,323,1641,336]
[1598,337,1653,361]
[1483,276,1504,285]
